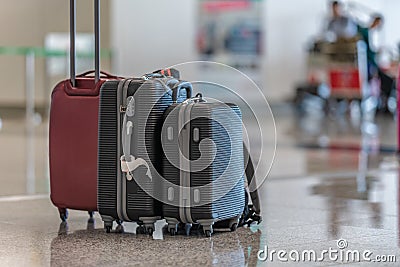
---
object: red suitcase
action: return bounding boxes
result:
[49,0,120,221]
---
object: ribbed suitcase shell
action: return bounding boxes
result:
[162,102,245,234]
[98,78,187,230]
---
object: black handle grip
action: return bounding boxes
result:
[172,81,192,103]
[77,70,119,78]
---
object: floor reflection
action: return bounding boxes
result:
[51,220,262,267]
[311,176,384,239]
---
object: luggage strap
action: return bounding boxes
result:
[240,143,262,226]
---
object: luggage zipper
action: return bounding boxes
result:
[116,79,127,221]
[119,77,149,223]
[178,103,188,223]
[184,103,196,224]
[178,102,195,224]
[117,79,133,222]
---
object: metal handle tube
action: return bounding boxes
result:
[70,0,76,87]
[70,0,101,86]
[94,0,100,83]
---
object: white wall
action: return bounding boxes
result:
[264,0,326,101]
[111,0,197,76]
[0,0,111,107]
[111,0,400,103]
[369,0,400,53]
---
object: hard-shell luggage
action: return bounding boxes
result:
[49,0,121,221]
[161,94,248,237]
[97,76,192,233]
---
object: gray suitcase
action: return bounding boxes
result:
[98,75,191,234]
[161,94,247,237]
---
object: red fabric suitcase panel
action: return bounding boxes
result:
[49,78,105,211]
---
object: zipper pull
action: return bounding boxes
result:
[120,105,126,113]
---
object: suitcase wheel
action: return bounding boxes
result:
[169,228,176,236]
[230,223,238,232]
[88,211,95,223]
[115,224,124,234]
[167,221,179,236]
[146,227,154,236]
[103,219,113,233]
[136,225,147,235]
[185,224,192,236]
[204,230,212,237]
[201,223,213,237]
[58,208,68,222]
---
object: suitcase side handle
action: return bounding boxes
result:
[172,81,193,103]
[70,0,100,87]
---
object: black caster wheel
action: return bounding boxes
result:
[59,208,68,222]
[105,226,112,233]
[136,225,146,235]
[185,224,192,236]
[115,224,124,233]
[58,221,68,235]
[147,227,154,236]
[176,223,185,235]
[230,223,238,232]
[169,228,176,236]
[190,223,201,235]
[116,220,123,226]
[204,230,212,237]
[87,211,95,223]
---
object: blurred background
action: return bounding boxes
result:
[1,0,398,180]
[1,0,398,107]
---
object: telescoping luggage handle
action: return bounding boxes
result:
[70,0,100,87]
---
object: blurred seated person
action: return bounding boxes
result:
[357,15,394,111]
[326,1,358,41]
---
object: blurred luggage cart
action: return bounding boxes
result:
[295,38,372,118]
[307,38,368,101]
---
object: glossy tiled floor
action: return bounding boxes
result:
[0,108,399,266]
